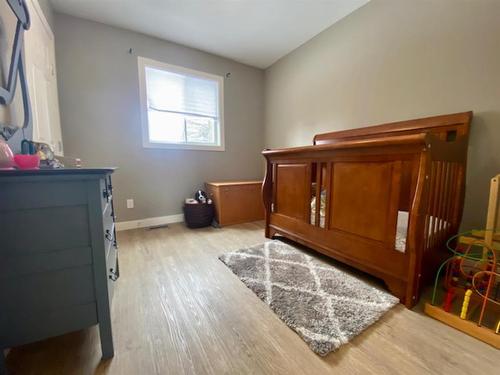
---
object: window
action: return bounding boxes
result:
[138,57,224,151]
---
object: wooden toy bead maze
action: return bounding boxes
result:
[424,174,500,349]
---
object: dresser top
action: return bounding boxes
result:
[0,168,116,177]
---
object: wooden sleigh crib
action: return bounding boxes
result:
[262,112,473,307]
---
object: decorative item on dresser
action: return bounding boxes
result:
[206,181,265,226]
[262,111,473,307]
[0,168,119,373]
[0,139,15,169]
[0,0,32,141]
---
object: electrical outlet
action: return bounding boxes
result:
[126,199,134,209]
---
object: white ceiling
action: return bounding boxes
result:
[49,0,368,69]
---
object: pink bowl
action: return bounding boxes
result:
[14,154,40,170]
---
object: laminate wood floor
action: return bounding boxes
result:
[6,221,499,374]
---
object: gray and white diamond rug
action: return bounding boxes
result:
[219,240,399,356]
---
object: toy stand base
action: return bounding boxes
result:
[424,303,500,349]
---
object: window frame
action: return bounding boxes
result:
[137,56,225,151]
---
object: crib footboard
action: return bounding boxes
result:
[262,112,472,307]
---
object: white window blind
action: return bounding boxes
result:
[138,57,224,150]
[146,67,219,118]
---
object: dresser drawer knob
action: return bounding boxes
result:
[105,229,113,241]
[109,269,118,281]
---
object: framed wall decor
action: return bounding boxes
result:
[0,0,31,141]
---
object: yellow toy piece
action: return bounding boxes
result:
[460,289,473,320]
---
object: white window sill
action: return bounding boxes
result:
[143,141,225,152]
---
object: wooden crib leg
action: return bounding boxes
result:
[265,226,277,239]
[384,277,414,308]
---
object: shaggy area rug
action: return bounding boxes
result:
[219,240,399,356]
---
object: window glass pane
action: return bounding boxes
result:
[145,67,219,118]
[147,110,185,143]
[141,60,223,148]
[185,116,215,144]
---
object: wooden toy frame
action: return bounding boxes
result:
[424,174,500,349]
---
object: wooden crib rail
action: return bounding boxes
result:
[262,133,428,158]
[313,111,472,145]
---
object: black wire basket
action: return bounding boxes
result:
[183,203,215,228]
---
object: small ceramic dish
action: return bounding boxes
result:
[14,154,40,169]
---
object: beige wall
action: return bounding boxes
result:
[37,0,54,29]
[55,14,265,221]
[265,0,500,229]
[55,1,499,228]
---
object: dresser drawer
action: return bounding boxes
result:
[0,206,90,255]
[1,302,98,348]
[0,266,95,313]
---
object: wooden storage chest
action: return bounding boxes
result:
[205,181,264,226]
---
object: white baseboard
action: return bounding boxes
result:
[116,214,184,231]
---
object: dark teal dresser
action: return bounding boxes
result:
[0,168,119,373]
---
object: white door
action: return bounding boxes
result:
[24,0,63,155]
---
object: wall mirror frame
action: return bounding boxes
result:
[0,0,32,141]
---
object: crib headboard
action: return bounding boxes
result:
[313,111,472,145]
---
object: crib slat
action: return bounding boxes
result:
[451,164,466,227]
[305,163,313,223]
[429,161,437,249]
[441,162,451,243]
[444,163,457,238]
[424,163,433,250]
[431,161,443,249]
[442,163,451,241]
[436,161,446,248]
[425,161,436,250]
[315,163,321,227]
[449,163,460,231]
[324,163,333,230]
[271,163,277,213]
[439,162,451,243]
[447,163,455,238]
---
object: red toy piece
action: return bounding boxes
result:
[443,287,456,312]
